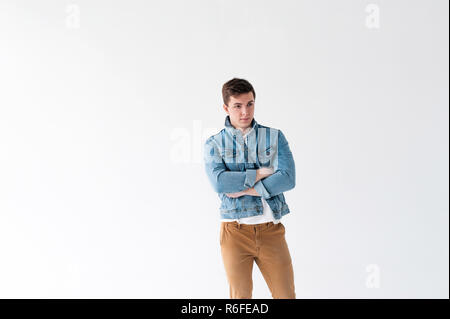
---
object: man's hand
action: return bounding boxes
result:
[225,190,246,198]
[256,167,274,182]
[242,187,261,196]
[226,187,262,198]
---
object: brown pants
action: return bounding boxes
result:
[220,221,296,299]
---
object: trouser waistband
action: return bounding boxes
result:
[222,220,276,230]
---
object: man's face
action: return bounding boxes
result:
[223,92,255,131]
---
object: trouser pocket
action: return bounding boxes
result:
[220,222,226,245]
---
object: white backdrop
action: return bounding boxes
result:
[0,0,448,298]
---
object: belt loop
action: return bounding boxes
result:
[237,220,241,229]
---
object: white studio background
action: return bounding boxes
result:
[0,0,448,298]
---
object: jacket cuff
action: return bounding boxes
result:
[254,180,271,199]
[244,169,257,188]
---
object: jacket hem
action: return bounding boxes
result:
[219,204,291,220]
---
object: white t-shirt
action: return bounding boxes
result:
[219,129,280,225]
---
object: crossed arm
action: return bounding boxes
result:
[225,168,274,198]
[204,130,296,199]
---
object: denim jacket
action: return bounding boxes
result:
[204,115,296,220]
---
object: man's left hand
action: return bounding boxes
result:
[225,190,247,198]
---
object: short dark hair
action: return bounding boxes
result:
[222,78,256,106]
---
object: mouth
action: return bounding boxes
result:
[240,118,250,121]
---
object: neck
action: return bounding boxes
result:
[231,122,251,134]
[226,115,255,136]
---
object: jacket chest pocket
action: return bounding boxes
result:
[222,148,234,159]
[222,148,238,170]
[258,145,275,167]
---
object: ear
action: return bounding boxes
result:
[223,104,229,114]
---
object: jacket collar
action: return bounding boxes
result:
[224,115,257,137]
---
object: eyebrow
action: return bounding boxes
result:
[233,100,254,106]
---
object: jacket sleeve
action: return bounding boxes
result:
[204,137,258,193]
[253,130,296,199]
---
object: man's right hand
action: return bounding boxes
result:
[256,167,274,182]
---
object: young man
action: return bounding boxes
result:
[203,78,296,299]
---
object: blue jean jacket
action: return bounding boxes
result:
[204,115,296,220]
